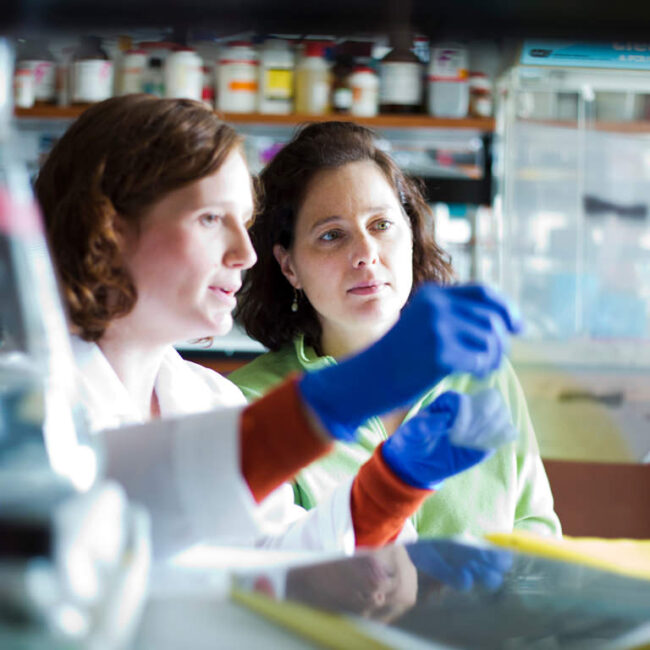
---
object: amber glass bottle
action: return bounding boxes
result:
[379,31,423,114]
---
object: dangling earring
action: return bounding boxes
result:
[291,288,299,313]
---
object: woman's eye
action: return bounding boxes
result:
[373,219,392,232]
[200,213,221,226]
[319,229,342,242]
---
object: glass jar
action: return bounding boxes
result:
[379,35,422,114]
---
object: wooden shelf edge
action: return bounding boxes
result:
[217,111,495,130]
[518,117,650,134]
[15,105,495,131]
[15,105,86,119]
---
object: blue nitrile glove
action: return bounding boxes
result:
[299,283,522,442]
[381,388,518,490]
[407,540,513,592]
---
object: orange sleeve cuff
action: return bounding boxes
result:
[240,376,333,503]
[351,442,432,548]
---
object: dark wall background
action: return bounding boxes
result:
[3,0,650,40]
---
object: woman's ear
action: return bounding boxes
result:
[273,244,301,289]
[112,213,136,253]
[112,213,128,244]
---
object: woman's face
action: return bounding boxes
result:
[117,149,256,344]
[274,160,414,352]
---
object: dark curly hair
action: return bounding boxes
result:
[35,94,242,341]
[236,120,454,353]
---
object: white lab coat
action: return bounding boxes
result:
[71,338,416,559]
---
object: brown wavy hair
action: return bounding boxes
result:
[235,121,454,353]
[35,94,242,341]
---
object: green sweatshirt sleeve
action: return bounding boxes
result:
[498,362,562,537]
[229,345,301,403]
[413,360,562,539]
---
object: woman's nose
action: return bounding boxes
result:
[352,233,378,267]
[224,222,257,269]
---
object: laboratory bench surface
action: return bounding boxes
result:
[134,594,321,650]
[134,538,650,650]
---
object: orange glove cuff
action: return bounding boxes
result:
[351,442,432,547]
[240,376,333,503]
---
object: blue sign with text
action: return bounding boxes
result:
[521,41,650,70]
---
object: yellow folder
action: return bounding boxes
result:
[231,585,393,650]
[486,530,650,581]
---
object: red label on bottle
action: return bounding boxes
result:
[219,59,259,66]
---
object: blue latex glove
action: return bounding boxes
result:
[299,283,522,442]
[407,540,513,592]
[381,388,518,490]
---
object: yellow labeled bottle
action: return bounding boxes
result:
[295,41,331,115]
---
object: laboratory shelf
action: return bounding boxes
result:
[14,105,495,131]
[16,105,495,206]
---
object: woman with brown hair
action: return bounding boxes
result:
[231,120,561,539]
[36,96,522,556]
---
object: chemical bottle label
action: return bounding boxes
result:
[229,80,258,92]
[264,69,293,99]
[380,62,421,105]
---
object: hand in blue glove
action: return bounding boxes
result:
[406,540,513,592]
[299,282,522,442]
[381,388,518,490]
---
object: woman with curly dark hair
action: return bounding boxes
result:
[36,96,525,555]
[232,121,561,540]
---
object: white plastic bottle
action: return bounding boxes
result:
[71,36,114,104]
[428,44,469,118]
[295,41,331,115]
[16,39,57,104]
[349,65,379,117]
[164,47,203,100]
[217,41,258,113]
[13,64,34,108]
[258,38,294,115]
[119,49,147,95]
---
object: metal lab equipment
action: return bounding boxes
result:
[493,45,650,463]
